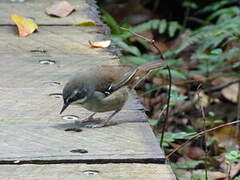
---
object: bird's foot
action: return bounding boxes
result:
[85,122,107,128]
[84,121,117,128]
[74,113,100,124]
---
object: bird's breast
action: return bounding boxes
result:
[80,86,129,112]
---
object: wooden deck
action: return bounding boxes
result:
[0,0,176,179]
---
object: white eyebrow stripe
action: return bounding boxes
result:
[75,96,87,104]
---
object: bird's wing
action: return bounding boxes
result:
[95,65,137,93]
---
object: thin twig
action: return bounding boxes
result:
[120,26,172,147]
[166,120,240,159]
[236,83,240,140]
[197,85,208,180]
[196,84,208,179]
[227,164,232,180]
[120,27,153,43]
[203,79,240,93]
[201,106,208,180]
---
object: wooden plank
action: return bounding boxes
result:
[0,164,176,180]
[0,0,99,25]
[0,55,116,88]
[0,87,145,125]
[0,26,113,56]
[0,122,164,163]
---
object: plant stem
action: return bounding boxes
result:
[120,26,172,147]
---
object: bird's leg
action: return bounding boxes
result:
[85,109,121,128]
[75,112,100,124]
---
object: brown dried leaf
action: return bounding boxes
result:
[89,40,111,48]
[185,147,205,160]
[230,164,240,178]
[152,77,163,85]
[11,14,38,37]
[194,91,209,107]
[190,74,207,83]
[221,83,238,103]
[45,1,75,18]
[213,126,240,150]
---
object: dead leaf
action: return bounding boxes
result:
[11,14,38,37]
[89,40,111,48]
[230,164,240,178]
[75,21,96,26]
[184,146,206,160]
[190,74,207,83]
[213,126,240,150]
[221,83,238,103]
[211,77,239,103]
[45,1,75,18]
[194,91,209,107]
[152,77,163,85]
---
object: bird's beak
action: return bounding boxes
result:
[60,103,69,114]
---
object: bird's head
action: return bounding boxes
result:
[60,80,89,114]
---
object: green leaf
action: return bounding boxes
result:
[234,176,240,180]
[211,48,223,55]
[120,54,158,65]
[112,37,141,56]
[208,111,215,117]
[148,119,159,126]
[160,132,197,143]
[159,19,167,34]
[233,61,240,68]
[168,21,181,37]
[225,150,240,162]
[102,10,120,34]
[168,69,187,79]
[171,160,204,169]
[152,19,160,29]
[75,21,96,26]
[182,1,198,9]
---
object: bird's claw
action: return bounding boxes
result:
[74,117,101,124]
[85,122,107,128]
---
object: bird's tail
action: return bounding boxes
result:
[135,60,167,77]
[112,60,167,90]
[126,60,167,89]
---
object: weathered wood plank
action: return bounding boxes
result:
[0,122,164,163]
[0,56,116,88]
[0,87,145,125]
[0,0,98,25]
[0,164,176,180]
[0,26,112,56]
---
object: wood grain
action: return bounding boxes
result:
[0,0,98,25]
[0,26,112,56]
[0,122,164,163]
[0,164,176,180]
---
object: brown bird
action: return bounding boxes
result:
[60,61,166,128]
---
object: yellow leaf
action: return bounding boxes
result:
[194,91,209,107]
[89,40,111,48]
[11,14,38,37]
[75,21,96,26]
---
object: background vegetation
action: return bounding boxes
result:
[97,0,240,179]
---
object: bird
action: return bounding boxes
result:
[60,60,166,128]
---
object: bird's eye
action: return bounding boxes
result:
[75,91,84,99]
